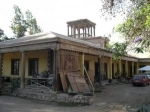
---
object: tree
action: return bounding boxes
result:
[0,28,9,42]
[10,5,27,38]
[101,0,150,59]
[10,5,42,38]
[25,10,42,35]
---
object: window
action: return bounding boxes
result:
[11,59,19,75]
[28,58,38,76]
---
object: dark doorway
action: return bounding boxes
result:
[122,64,125,75]
[28,58,38,76]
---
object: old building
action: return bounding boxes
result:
[0,19,149,92]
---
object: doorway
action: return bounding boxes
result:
[28,58,38,76]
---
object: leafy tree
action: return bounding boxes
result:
[25,10,42,35]
[0,28,9,42]
[10,5,27,38]
[10,5,42,38]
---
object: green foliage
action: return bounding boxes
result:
[115,1,150,52]
[0,28,11,42]
[106,42,128,60]
[10,5,42,38]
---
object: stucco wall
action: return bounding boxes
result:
[3,50,48,78]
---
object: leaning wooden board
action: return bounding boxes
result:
[67,74,90,93]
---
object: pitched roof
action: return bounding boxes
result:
[0,31,104,49]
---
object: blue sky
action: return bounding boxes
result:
[0,0,123,40]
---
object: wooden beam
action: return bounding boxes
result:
[81,53,84,77]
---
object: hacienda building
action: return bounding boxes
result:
[0,19,149,92]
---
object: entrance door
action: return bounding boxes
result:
[28,58,38,76]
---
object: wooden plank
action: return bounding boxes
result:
[59,72,68,92]
[67,75,79,93]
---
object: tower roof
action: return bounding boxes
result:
[67,19,96,27]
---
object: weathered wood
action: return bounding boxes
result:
[59,71,68,92]
[21,51,26,88]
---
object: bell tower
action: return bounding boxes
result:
[67,19,96,38]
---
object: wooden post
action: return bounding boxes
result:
[109,57,112,80]
[73,25,76,38]
[20,51,26,88]
[71,26,72,37]
[94,26,95,37]
[125,61,128,76]
[53,49,56,91]
[85,27,86,37]
[81,53,84,77]
[119,59,122,76]
[78,26,80,38]
[0,53,2,85]
[67,25,69,36]
[132,61,134,76]
[98,56,101,83]
[91,26,92,37]
[137,62,139,74]
[88,27,89,37]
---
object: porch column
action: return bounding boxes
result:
[73,25,76,38]
[98,55,101,83]
[109,57,112,81]
[125,61,128,76]
[88,27,89,37]
[20,51,26,88]
[81,53,84,77]
[53,49,57,91]
[136,62,139,74]
[85,27,86,37]
[119,59,122,76]
[71,26,73,37]
[78,26,80,38]
[132,61,134,76]
[67,25,69,36]
[94,26,95,37]
[0,53,2,85]
[91,27,92,37]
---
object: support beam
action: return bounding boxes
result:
[81,53,84,77]
[85,27,86,37]
[119,59,122,76]
[136,62,139,74]
[109,57,112,80]
[91,27,92,37]
[53,49,56,91]
[0,53,2,85]
[125,61,128,76]
[20,51,26,88]
[78,26,80,38]
[83,28,84,37]
[88,27,89,37]
[98,56,101,83]
[94,26,95,37]
[67,25,69,36]
[132,61,134,76]
[71,26,72,36]
[73,26,76,38]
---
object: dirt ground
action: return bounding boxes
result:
[1,84,150,112]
